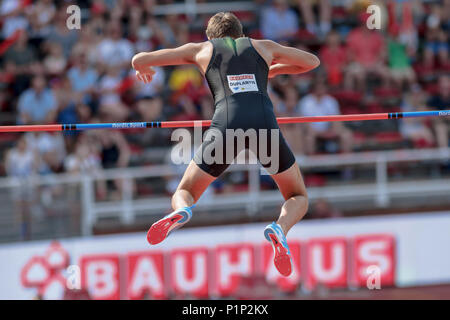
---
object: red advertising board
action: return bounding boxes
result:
[20,233,396,299]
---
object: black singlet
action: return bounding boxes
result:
[193,37,296,177]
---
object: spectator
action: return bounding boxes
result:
[91,128,133,199]
[319,31,347,86]
[260,0,299,41]
[71,22,102,64]
[96,21,135,71]
[422,2,449,68]
[298,80,352,154]
[44,8,79,58]
[136,96,171,147]
[170,95,201,122]
[64,134,107,200]
[0,0,28,38]
[273,86,304,154]
[387,26,416,89]
[429,75,450,149]
[25,132,66,174]
[133,14,159,53]
[155,14,179,48]
[53,76,91,127]
[26,0,56,38]
[43,42,67,76]
[168,65,203,93]
[3,30,39,95]
[297,0,331,38]
[4,134,39,240]
[97,65,129,122]
[345,15,391,92]
[399,85,435,148]
[17,75,57,125]
[423,28,449,68]
[68,53,99,111]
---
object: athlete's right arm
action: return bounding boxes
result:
[132,42,206,83]
[132,43,203,69]
[262,40,320,78]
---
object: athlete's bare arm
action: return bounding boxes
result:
[251,39,320,78]
[131,38,319,83]
[131,42,212,82]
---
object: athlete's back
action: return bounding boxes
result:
[205,37,269,102]
[131,13,319,177]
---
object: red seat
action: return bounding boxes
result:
[374,132,403,144]
[304,174,326,187]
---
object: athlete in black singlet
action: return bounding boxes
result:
[194,36,295,177]
[132,12,320,277]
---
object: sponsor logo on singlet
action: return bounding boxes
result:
[227,74,259,94]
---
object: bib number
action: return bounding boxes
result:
[227,74,259,94]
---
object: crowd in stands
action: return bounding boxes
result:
[0,0,449,198]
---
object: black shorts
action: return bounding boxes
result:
[193,93,296,177]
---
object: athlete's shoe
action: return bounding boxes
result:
[264,222,293,277]
[147,206,193,245]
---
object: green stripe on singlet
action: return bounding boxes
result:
[224,37,237,55]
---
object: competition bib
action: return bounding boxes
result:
[227,74,259,94]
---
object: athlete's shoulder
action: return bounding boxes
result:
[179,41,210,51]
[250,38,281,48]
[249,38,283,54]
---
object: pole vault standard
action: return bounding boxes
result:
[0,110,449,133]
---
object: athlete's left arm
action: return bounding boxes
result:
[260,40,320,78]
[268,63,311,78]
[131,43,202,82]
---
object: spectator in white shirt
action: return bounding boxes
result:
[298,80,353,154]
[0,0,28,38]
[96,21,134,71]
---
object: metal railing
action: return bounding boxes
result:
[152,1,257,17]
[0,147,449,239]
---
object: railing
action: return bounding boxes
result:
[0,147,449,239]
[152,1,257,17]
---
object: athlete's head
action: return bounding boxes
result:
[206,12,243,40]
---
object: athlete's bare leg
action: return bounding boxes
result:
[147,160,215,245]
[171,160,216,210]
[263,162,308,276]
[270,163,309,236]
